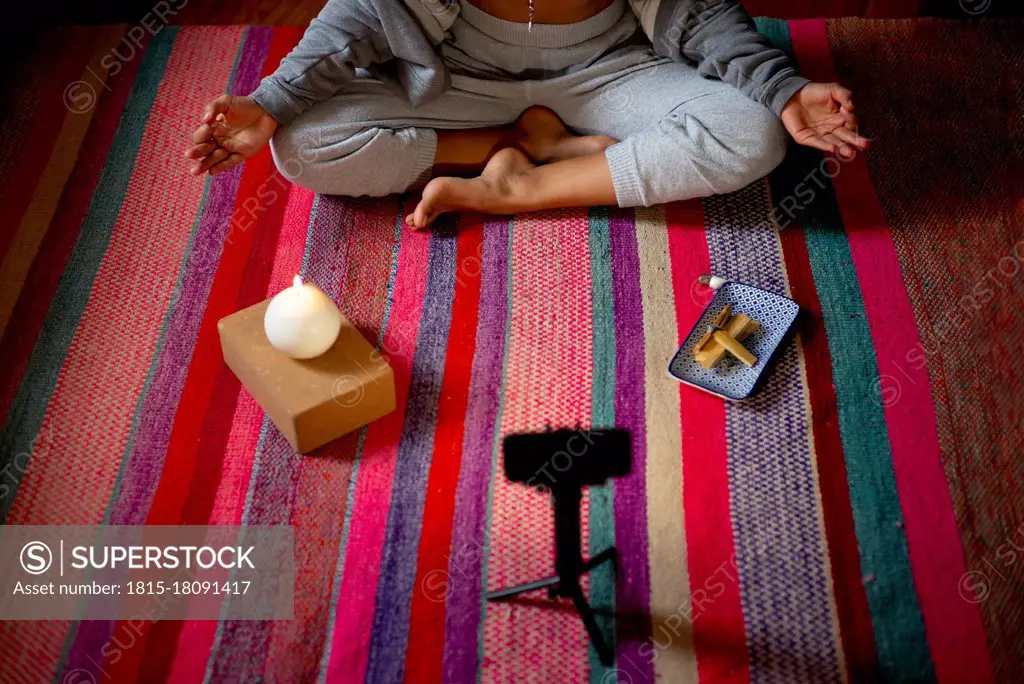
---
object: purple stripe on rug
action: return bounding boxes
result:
[365,221,459,684]
[609,208,654,682]
[60,27,271,682]
[703,181,841,683]
[208,425,300,682]
[104,26,272,527]
[305,196,354,295]
[442,217,511,684]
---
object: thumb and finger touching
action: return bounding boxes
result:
[193,147,230,175]
[202,95,232,124]
[831,84,855,111]
[787,83,871,157]
[190,96,249,175]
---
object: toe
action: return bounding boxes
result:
[411,200,434,230]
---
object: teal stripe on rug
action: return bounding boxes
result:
[761,17,935,681]
[587,206,617,683]
[0,27,178,523]
[754,17,792,49]
[797,176,935,684]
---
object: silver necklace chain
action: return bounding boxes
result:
[528,0,535,30]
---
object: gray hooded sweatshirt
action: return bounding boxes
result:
[250,0,809,127]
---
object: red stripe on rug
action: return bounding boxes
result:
[665,200,750,684]
[778,219,878,680]
[0,27,97,264]
[402,215,484,684]
[788,19,995,684]
[0,29,141,424]
[167,183,314,684]
[181,147,295,526]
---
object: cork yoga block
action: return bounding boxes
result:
[218,299,395,453]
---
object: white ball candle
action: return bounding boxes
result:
[264,275,342,359]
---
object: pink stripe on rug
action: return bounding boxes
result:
[787,19,994,683]
[482,209,594,683]
[166,184,314,684]
[325,208,430,684]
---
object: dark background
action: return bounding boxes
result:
[2,0,1019,88]
[13,0,1024,26]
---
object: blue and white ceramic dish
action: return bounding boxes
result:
[668,281,799,400]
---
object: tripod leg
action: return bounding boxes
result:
[487,574,561,601]
[581,546,617,574]
[569,586,615,667]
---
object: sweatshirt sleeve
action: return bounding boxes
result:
[637,0,809,116]
[250,0,449,126]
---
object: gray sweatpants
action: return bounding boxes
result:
[270,0,787,207]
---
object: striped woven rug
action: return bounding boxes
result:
[1,17,1021,684]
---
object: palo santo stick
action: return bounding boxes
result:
[713,305,732,328]
[694,305,734,355]
[693,329,714,353]
[695,313,759,369]
[713,330,757,367]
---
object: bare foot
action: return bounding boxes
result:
[406,147,536,229]
[515,106,616,163]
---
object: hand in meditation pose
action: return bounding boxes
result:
[185,0,869,229]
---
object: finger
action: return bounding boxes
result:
[190,154,219,176]
[202,95,231,124]
[842,109,861,131]
[832,84,855,111]
[192,123,214,145]
[184,142,217,160]
[821,133,855,160]
[796,134,837,155]
[195,148,230,175]
[209,152,245,176]
[833,126,870,151]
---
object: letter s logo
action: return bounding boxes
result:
[21,541,53,575]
